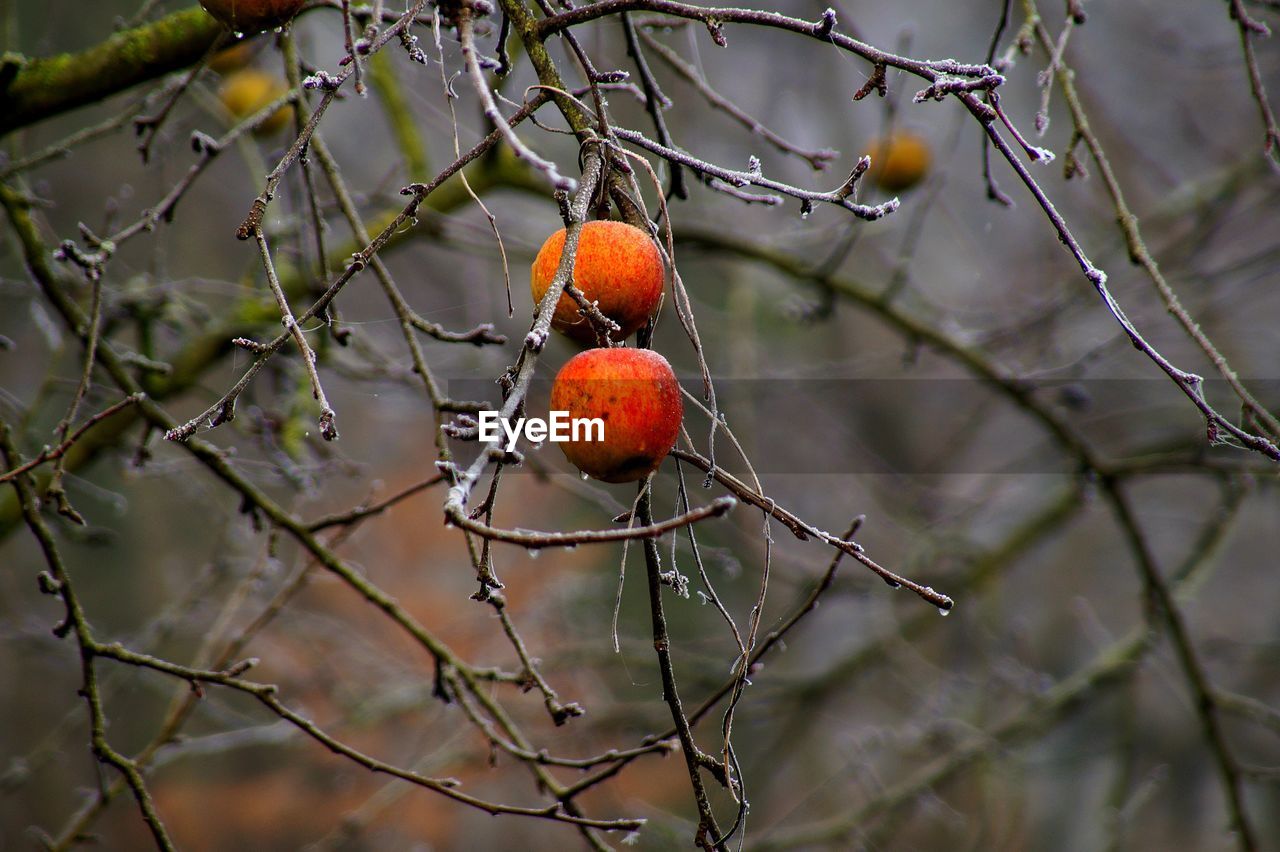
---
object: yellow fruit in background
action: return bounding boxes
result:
[218,70,293,135]
[208,37,262,75]
[866,131,931,193]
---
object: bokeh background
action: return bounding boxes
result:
[2,0,1279,849]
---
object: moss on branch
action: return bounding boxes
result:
[0,6,223,137]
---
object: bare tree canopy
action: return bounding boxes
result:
[1,0,1279,849]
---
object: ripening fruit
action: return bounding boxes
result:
[199,0,305,35]
[550,348,682,483]
[218,70,293,135]
[531,220,664,346]
[208,37,262,75]
[865,131,931,193]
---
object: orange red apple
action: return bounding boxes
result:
[549,348,682,483]
[866,131,931,193]
[530,220,664,346]
[199,0,305,35]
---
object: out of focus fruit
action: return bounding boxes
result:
[866,131,931,193]
[218,70,292,135]
[209,36,262,75]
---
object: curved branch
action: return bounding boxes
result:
[445,494,736,548]
[535,0,999,82]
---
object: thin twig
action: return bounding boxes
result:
[537,1,1002,84]
[0,106,140,181]
[613,126,897,219]
[671,447,954,612]
[0,419,176,851]
[622,13,689,197]
[962,87,1280,462]
[134,29,232,162]
[307,474,445,530]
[1227,0,1280,166]
[0,394,144,485]
[450,492,736,548]
[82,644,645,832]
[341,0,366,96]
[457,5,575,191]
[637,29,838,169]
[163,110,518,443]
[254,228,339,440]
[236,1,428,240]
[43,263,103,524]
[1099,477,1257,851]
[1022,0,1280,448]
[637,485,728,851]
